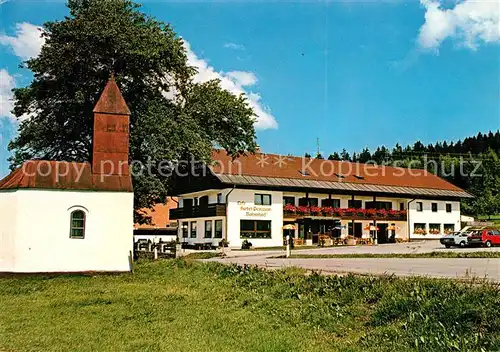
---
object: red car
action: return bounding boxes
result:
[468,229,500,247]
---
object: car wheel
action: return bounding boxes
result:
[445,245,451,248]
[485,241,492,248]
[459,241,466,248]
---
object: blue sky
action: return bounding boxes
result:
[0,0,499,177]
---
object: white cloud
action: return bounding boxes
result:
[0,22,44,60]
[418,0,500,50]
[225,71,257,86]
[224,42,245,50]
[0,69,15,120]
[185,41,278,130]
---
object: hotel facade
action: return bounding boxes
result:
[170,150,472,248]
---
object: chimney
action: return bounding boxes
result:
[92,75,131,177]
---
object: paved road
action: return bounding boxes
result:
[211,242,500,281]
[211,256,500,281]
[225,241,500,258]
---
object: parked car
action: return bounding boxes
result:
[440,231,471,248]
[468,229,500,247]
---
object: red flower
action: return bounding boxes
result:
[333,208,344,217]
[309,206,321,215]
[366,208,377,217]
[283,204,297,213]
[376,209,388,217]
[322,206,334,216]
[297,206,310,215]
[356,208,367,215]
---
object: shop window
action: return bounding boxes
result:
[444,224,455,234]
[429,223,441,234]
[240,220,272,239]
[413,223,426,235]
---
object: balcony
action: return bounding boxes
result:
[170,204,227,220]
[283,205,407,222]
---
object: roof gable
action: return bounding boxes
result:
[209,150,471,198]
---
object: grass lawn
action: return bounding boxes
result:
[1,260,499,352]
[274,251,500,259]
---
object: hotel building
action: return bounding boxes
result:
[170,150,472,248]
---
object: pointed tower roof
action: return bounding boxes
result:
[93,75,131,115]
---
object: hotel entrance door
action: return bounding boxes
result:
[377,223,389,244]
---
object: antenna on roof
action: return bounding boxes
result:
[316,137,320,157]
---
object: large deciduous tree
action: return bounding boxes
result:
[9,0,257,222]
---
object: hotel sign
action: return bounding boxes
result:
[237,201,272,218]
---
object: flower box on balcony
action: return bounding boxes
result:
[283,204,297,214]
[282,205,407,220]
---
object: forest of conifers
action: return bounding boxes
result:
[310,131,500,217]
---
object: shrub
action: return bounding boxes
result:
[241,239,253,250]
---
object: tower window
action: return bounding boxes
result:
[70,210,86,239]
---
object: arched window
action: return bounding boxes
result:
[70,210,86,239]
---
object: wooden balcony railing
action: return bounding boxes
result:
[170,204,227,220]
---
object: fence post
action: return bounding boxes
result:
[286,234,291,258]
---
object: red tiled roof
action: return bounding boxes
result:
[93,76,130,115]
[210,150,465,192]
[0,160,132,192]
[134,198,178,229]
[0,77,133,193]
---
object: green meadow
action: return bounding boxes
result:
[1,260,498,352]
